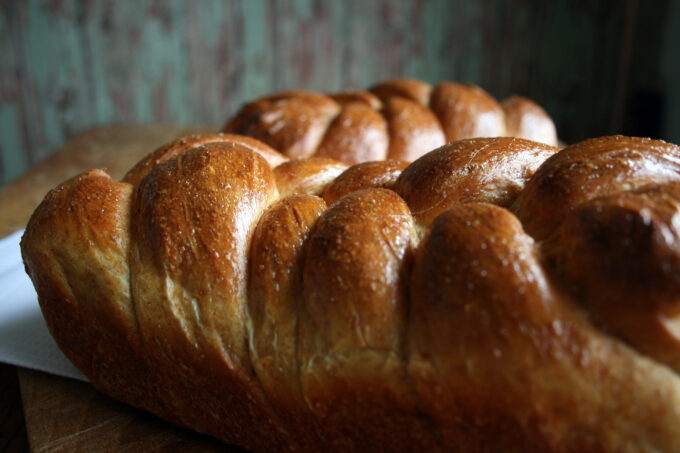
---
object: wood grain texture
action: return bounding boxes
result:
[0,0,676,186]
[19,369,235,453]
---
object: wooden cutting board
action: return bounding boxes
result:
[0,124,245,452]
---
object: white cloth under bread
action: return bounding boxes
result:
[0,229,86,381]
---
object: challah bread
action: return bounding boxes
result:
[223,78,557,164]
[21,132,680,452]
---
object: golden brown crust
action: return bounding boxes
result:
[322,160,409,206]
[224,78,556,165]
[223,91,341,159]
[21,132,680,452]
[514,135,680,240]
[330,90,383,110]
[315,102,389,164]
[501,96,558,147]
[409,203,680,452]
[429,82,506,141]
[129,142,288,451]
[273,156,348,197]
[249,194,328,447]
[299,188,435,451]
[123,133,288,187]
[382,96,446,161]
[20,170,177,423]
[393,137,558,229]
[545,181,680,372]
[370,78,433,106]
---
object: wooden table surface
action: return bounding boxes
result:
[0,124,245,452]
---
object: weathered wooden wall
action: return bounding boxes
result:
[0,0,677,186]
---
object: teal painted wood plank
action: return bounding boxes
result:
[0,0,676,186]
[21,0,92,162]
[0,3,26,184]
[85,2,138,122]
[0,105,25,184]
[185,0,232,121]
[401,0,448,85]
[241,0,275,100]
[273,0,344,91]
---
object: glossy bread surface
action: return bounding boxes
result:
[224,78,558,166]
[21,132,680,452]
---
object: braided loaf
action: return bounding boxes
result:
[223,78,558,163]
[21,132,680,452]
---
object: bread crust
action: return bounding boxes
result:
[21,125,680,450]
[224,78,559,167]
